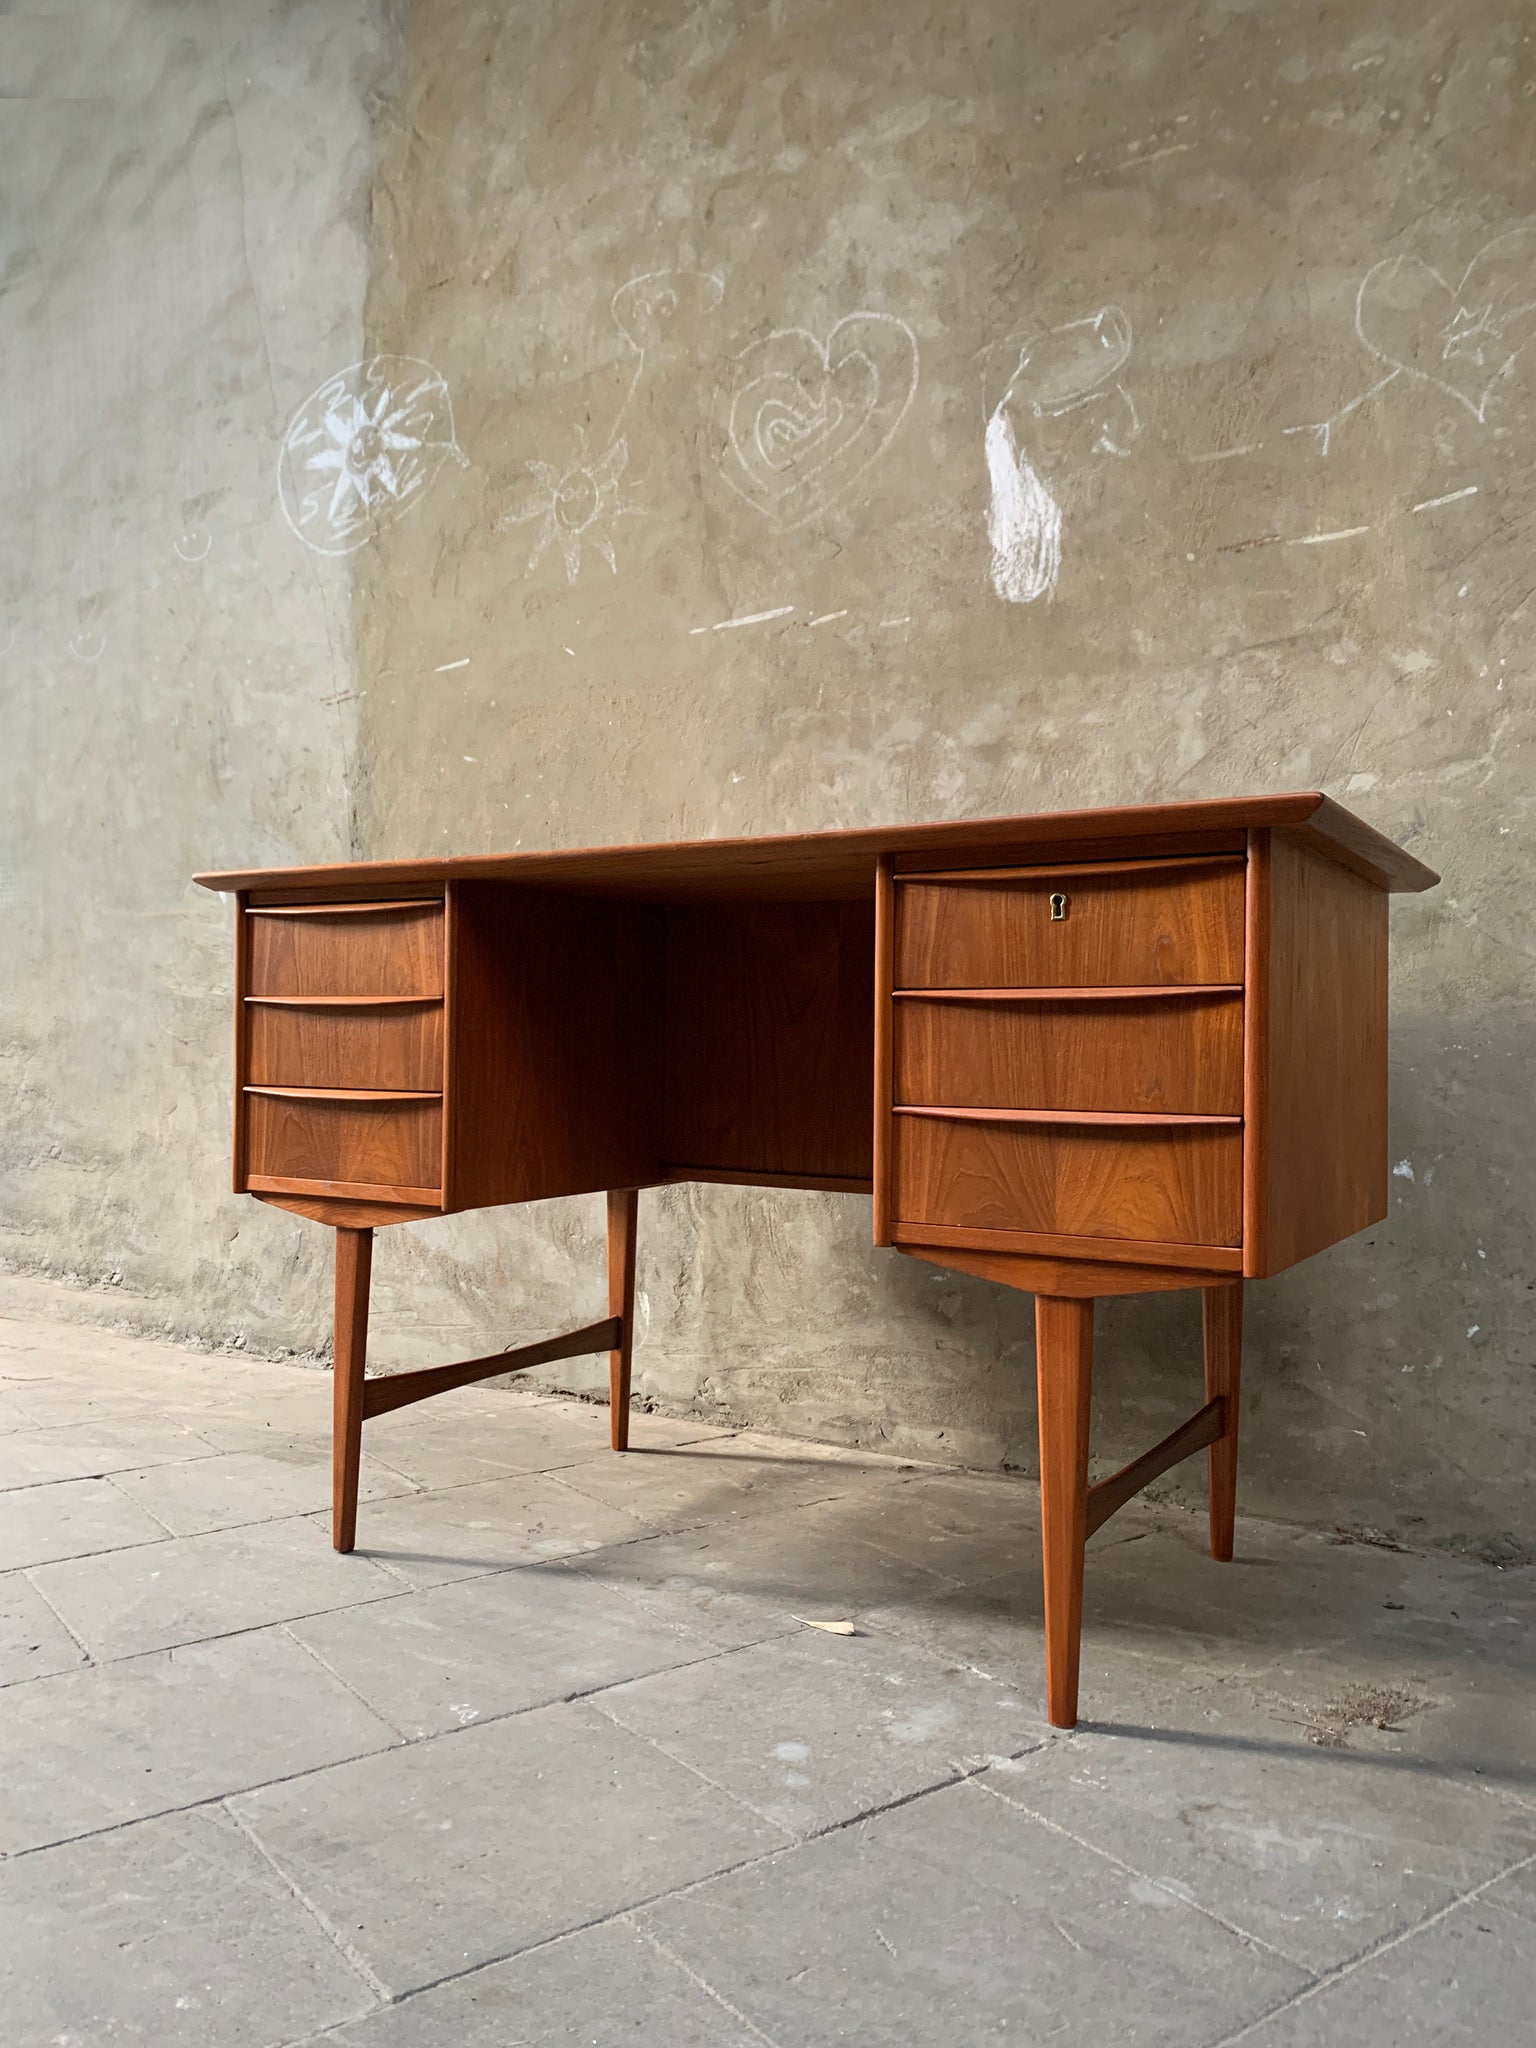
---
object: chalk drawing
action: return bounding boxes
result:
[68,631,106,662]
[611,270,724,428]
[714,312,919,526]
[1275,225,1536,456]
[497,435,633,583]
[278,356,464,555]
[174,532,212,562]
[1357,226,1536,421]
[984,307,1138,604]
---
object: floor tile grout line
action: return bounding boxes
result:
[1204,1848,1536,2046]
[625,1916,789,2047]
[16,1564,96,1666]
[102,1468,183,1539]
[220,1800,396,2007]
[278,1622,416,1742]
[966,1768,1312,1975]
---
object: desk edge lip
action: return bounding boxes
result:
[191,792,1440,898]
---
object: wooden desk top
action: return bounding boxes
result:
[194,792,1438,903]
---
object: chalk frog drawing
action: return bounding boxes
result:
[984,307,1139,604]
[497,434,634,582]
[277,356,464,555]
[714,312,919,527]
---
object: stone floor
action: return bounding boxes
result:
[1,1274,1532,2047]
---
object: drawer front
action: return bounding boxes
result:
[893,993,1242,1115]
[895,861,1244,988]
[247,903,443,999]
[247,1001,444,1092]
[892,1113,1241,1247]
[246,1093,442,1195]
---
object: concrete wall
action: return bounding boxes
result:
[3,0,1532,1561]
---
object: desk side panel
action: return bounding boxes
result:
[444,883,661,1210]
[659,901,875,1186]
[1249,830,1388,1276]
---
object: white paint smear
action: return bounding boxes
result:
[1412,485,1478,513]
[434,657,469,672]
[1289,525,1371,546]
[985,409,1062,603]
[692,605,796,634]
[807,609,848,627]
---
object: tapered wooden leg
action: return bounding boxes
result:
[332,1226,372,1553]
[607,1188,638,1452]
[1203,1280,1243,1562]
[1035,1293,1094,1730]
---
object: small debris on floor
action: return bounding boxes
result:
[1290,1684,1429,1749]
[792,1616,858,1635]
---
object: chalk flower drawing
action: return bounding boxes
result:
[985,307,1138,604]
[497,437,632,583]
[277,357,463,555]
[714,312,919,527]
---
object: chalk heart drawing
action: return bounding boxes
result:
[498,437,632,583]
[277,356,463,556]
[1356,227,1536,421]
[715,312,919,526]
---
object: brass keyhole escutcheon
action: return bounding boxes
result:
[1049,892,1069,921]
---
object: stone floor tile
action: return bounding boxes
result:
[322,1917,765,2046]
[0,1474,168,1570]
[341,1394,626,1490]
[0,1417,220,1491]
[974,1693,1536,1973]
[553,1434,882,1527]
[566,1509,957,1650]
[639,1773,1305,2047]
[595,1628,1046,1836]
[0,1805,377,2047]
[1237,1891,1536,2045]
[0,1627,400,1853]
[791,1463,1050,1582]
[0,1572,86,1686]
[111,1441,416,1535]
[229,1699,788,1994]
[333,1471,653,1588]
[29,1513,402,1659]
[290,1562,720,1737]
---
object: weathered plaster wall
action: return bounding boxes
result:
[3,1,1532,1558]
[0,3,395,1343]
[349,0,1534,1557]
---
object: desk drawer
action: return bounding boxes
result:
[895,859,1244,988]
[247,1000,444,1092]
[892,1112,1241,1247]
[893,991,1242,1115]
[247,902,443,1000]
[245,1090,442,1198]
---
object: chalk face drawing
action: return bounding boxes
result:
[1356,226,1536,422]
[714,312,919,526]
[278,357,462,555]
[612,269,724,416]
[497,436,633,583]
[985,307,1138,604]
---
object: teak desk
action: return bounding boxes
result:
[196,793,1437,1727]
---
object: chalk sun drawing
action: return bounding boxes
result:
[277,356,464,555]
[497,435,633,583]
[714,312,919,527]
[984,307,1138,604]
